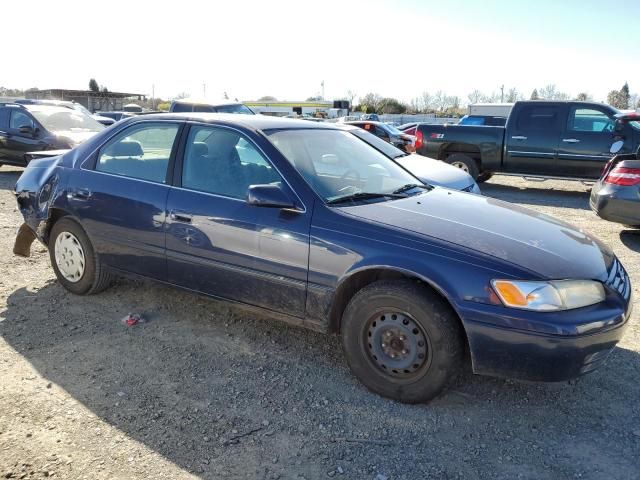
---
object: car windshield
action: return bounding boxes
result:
[349,128,405,158]
[30,107,104,132]
[266,128,422,204]
[216,104,254,115]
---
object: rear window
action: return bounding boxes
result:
[171,102,193,113]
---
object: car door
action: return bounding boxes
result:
[0,107,10,162]
[0,108,44,165]
[504,103,567,175]
[556,104,619,179]
[165,123,310,317]
[67,121,183,279]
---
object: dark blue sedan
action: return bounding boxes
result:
[13,113,633,403]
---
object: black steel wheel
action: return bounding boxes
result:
[341,280,464,403]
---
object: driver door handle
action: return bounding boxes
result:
[169,210,193,223]
[562,138,580,143]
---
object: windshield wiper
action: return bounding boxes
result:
[392,183,432,194]
[327,191,407,205]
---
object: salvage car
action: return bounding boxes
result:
[345,120,416,153]
[14,113,632,403]
[341,125,480,193]
[590,141,640,227]
[15,99,116,126]
[0,103,104,167]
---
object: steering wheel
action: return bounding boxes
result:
[340,169,361,183]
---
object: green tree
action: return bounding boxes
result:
[620,82,630,109]
[89,78,99,92]
[575,92,590,101]
[258,95,277,101]
[530,89,539,100]
[380,97,407,114]
[607,90,623,108]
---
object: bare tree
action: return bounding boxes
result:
[433,90,449,112]
[345,89,357,108]
[421,91,434,112]
[575,92,591,101]
[538,84,569,100]
[467,89,484,104]
[505,88,522,103]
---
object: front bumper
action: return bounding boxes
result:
[460,290,633,382]
[590,182,640,226]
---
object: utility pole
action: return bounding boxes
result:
[203,83,206,97]
[151,84,155,110]
[321,80,325,100]
[500,85,504,103]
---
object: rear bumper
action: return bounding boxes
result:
[590,183,640,226]
[460,293,633,382]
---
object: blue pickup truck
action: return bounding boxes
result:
[416,101,640,182]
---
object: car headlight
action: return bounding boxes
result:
[491,280,605,311]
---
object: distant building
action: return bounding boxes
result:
[25,89,146,113]
[245,100,350,118]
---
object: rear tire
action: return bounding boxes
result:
[445,153,479,179]
[49,217,112,295]
[341,280,464,403]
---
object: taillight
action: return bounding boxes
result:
[604,166,640,186]
[415,129,423,149]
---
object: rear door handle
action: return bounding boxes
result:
[511,136,527,140]
[169,210,193,223]
[562,138,580,143]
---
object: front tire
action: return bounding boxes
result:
[341,280,464,403]
[49,217,112,295]
[446,153,479,179]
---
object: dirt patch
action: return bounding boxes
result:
[1,165,638,479]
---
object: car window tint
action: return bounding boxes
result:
[171,103,192,113]
[569,108,614,132]
[516,106,561,131]
[96,123,179,183]
[0,108,9,129]
[10,110,35,130]
[182,126,281,199]
[193,105,215,113]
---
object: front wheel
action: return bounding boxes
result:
[341,280,464,403]
[445,153,479,179]
[49,217,112,295]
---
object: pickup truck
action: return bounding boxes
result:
[415,101,640,181]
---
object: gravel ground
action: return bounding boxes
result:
[0,164,638,480]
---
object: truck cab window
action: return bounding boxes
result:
[516,106,560,131]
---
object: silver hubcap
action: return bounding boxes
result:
[451,161,470,173]
[54,231,85,283]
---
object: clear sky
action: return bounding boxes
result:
[4,0,639,104]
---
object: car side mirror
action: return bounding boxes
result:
[246,184,299,210]
[18,125,35,136]
[614,119,625,133]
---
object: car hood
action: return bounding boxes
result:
[55,130,99,145]
[339,188,614,280]
[396,154,476,191]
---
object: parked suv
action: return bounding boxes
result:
[0,103,104,166]
[169,98,254,115]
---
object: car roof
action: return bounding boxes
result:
[344,120,386,126]
[171,97,245,107]
[124,112,341,131]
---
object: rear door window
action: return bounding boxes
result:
[0,108,9,129]
[96,123,180,183]
[516,105,562,131]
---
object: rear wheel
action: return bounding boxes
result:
[446,153,479,179]
[49,217,112,295]
[341,280,464,403]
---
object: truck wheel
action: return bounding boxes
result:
[476,171,493,183]
[341,280,464,403]
[49,217,112,295]
[446,154,479,179]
